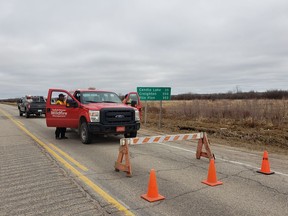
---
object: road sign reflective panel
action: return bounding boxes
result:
[137,87,171,101]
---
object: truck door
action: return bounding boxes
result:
[125,92,142,118]
[46,89,80,128]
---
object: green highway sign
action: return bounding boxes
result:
[137,87,171,101]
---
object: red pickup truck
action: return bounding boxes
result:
[46,88,141,144]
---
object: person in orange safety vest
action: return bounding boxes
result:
[55,94,68,139]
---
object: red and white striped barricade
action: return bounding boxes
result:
[115,132,214,177]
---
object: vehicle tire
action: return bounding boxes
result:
[19,110,23,117]
[124,131,137,138]
[80,122,92,144]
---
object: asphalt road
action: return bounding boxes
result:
[0,104,107,216]
[1,103,288,216]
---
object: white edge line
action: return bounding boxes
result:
[157,142,288,177]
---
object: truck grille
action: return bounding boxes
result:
[101,108,135,125]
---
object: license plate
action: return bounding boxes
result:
[116,126,125,132]
[38,110,42,112]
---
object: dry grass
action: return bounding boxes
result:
[0,102,17,106]
[141,100,288,154]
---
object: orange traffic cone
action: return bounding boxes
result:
[257,151,274,175]
[202,159,223,186]
[141,169,165,202]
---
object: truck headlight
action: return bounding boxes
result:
[89,110,100,122]
[135,110,140,121]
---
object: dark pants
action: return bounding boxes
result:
[55,127,66,138]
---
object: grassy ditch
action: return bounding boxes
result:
[140,99,288,154]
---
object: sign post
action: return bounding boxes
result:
[137,87,171,128]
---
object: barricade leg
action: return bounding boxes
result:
[114,141,132,177]
[196,138,203,159]
[196,132,214,160]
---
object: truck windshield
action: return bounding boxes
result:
[81,92,122,104]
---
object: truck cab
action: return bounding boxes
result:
[46,88,141,144]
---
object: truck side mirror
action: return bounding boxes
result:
[67,100,78,108]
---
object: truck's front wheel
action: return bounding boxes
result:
[80,122,92,144]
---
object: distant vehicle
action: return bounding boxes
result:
[45,88,141,144]
[18,95,46,118]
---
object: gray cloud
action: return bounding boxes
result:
[0,0,288,99]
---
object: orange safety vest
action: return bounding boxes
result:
[56,100,66,105]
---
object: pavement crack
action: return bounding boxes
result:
[167,186,209,201]
[231,169,288,196]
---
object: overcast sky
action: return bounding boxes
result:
[0,0,287,99]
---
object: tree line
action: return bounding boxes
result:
[171,90,288,100]
[1,90,288,103]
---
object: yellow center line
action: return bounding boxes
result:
[49,143,88,171]
[16,120,24,126]
[0,108,134,216]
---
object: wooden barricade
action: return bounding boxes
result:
[196,132,215,160]
[115,139,132,177]
[115,132,214,177]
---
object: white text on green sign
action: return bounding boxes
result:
[137,87,171,101]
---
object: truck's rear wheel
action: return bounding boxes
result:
[124,131,137,138]
[80,122,92,144]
